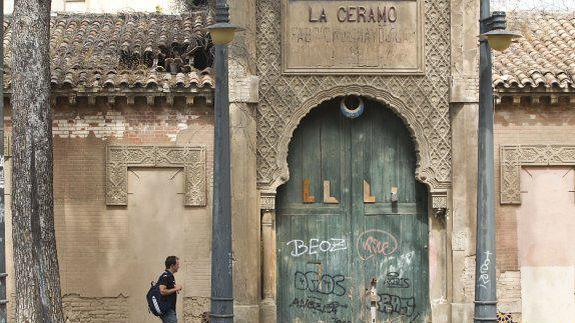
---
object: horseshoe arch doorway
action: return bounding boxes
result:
[276,97,430,322]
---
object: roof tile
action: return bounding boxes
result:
[494,12,575,91]
[3,12,214,93]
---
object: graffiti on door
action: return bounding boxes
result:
[357,230,400,261]
[289,270,352,323]
[277,101,429,322]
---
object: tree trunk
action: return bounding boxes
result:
[11,0,65,321]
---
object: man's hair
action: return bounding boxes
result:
[165,256,179,269]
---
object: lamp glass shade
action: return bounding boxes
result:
[479,29,521,52]
[207,22,243,45]
[209,27,237,45]
[486,34,513,51]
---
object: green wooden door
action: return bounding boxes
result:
[276,98,429,323]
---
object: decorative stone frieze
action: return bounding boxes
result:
[500,145,575,204]
[106,145,207,206]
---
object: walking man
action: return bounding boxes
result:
[158,256,182,323]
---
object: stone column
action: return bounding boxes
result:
[450,0,480,321]
[259,193,277,323]
[229,101,259,323]
[228,1,260,322]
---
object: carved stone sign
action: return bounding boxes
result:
[282,0,424,74]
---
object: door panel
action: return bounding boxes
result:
[277,99,429,323]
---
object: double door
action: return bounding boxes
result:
[277,99,429,323]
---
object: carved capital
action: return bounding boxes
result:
[4,132,11,158]
[106,145,207,207]
[431,192,448,219]
[260,192,276,211]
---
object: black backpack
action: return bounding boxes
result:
[146,272,171,316]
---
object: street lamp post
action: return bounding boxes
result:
[474,3,520,322]
[0,0,6,322]
[207,1,241,322]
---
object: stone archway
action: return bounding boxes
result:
[260,85,448,216]
[258,89,451,323]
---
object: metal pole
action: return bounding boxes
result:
[210,0,234,322]
[0,0,7,321]
[474,0,497,321]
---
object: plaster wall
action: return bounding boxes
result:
[450,102,478,323]
[518,167,575,323]
[4,99,214,322]
[494,101,575,322]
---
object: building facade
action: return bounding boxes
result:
[491,13,575,322]
[2,1,574,323]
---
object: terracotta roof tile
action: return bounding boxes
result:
[3,12,214,93]
[494,12,575,91]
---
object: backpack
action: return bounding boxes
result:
[146,272,171,316]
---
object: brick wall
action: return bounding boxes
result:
[5,99,214,322]
[495,102,575,270]
[183,297,210,323]
[63,294,129,323]
[494,99,575,320]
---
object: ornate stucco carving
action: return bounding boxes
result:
[500,145,575,204]
[3,132,11,158]
[256,0,452,204]
[431,191,448,219]
[106,145,207,206]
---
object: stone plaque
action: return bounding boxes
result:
[282,0,424,74]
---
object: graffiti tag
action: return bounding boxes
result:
[333,319,351,323]
[357,229,399,260]
[294,270,347,296]
[383,272,411,289]
[290,295,348,316]
[286,238,347,257]
[376,293,416,316]
[478,251,492,290]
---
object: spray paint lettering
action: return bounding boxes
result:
[294,270,347,296]
[286,238,347,257]
[376,293,416,316]
[383,272,411,289]
[289,295,348,316]
[357,229,399,260]
[478,251,492,289]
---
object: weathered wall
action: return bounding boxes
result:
[449,0,480,320]
[494,100,575,322]
[518,167,575,322]
[4,99,214,322]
